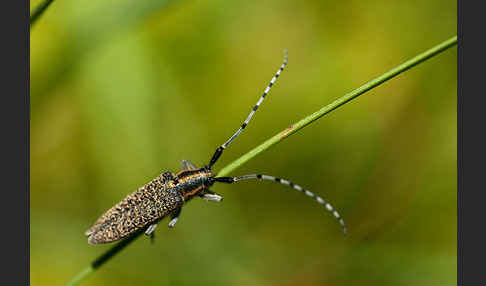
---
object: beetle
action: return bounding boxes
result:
[85,51,346,245]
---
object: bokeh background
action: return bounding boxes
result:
[30,0,457,285]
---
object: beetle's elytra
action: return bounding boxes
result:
[86,51,346,245]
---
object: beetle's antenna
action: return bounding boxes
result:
[208,50,288,168]
[214,174,347,234]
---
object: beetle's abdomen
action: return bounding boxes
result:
[86,172,182,244]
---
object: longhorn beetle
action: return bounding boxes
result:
[85,50,346,245]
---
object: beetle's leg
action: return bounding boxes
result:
[145,223,158,236]
[181,160,198,170]
[199,190,223,202]
[168,207,182,228]
[145,223,158,243]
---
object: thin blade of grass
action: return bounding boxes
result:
[30,0,55,27]
[65,35,457,285]
[217,36,457,177]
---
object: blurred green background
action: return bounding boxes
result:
[30,0,456,285]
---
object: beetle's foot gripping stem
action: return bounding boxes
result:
[168,217,179,228]
[168,207,182,228]
[202,193,223,202]
[200,190,224,202]
[145,223,158,236]
[145,223,158,244]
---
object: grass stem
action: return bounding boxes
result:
[65,35,457,285]
[217,36,457,177]
[30,0,55,27]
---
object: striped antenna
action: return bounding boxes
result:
[216,174,347,234]
[208,50,288,167]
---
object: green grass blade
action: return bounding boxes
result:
[30,0,55,27]
[217,35,457,177]
[65,35,457,285]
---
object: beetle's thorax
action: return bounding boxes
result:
[175,167,214,199]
